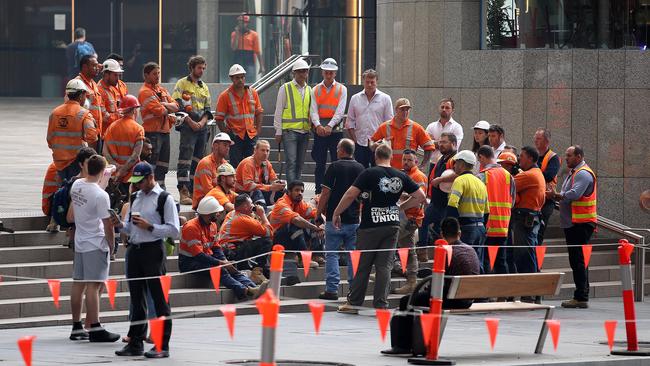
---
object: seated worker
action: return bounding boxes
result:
[382,217,481,356]
[206,163,238,213]
[235,140,286,206]
[218,193,274,285]
[178,196,268,300]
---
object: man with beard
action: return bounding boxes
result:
[206,163,238,213]
[425,98,464,170]
[192,133,232,210]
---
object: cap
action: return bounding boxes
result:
[102,59,124,73]
[216,163,236,177]
[473,120,491,130]
[128,162,153,183]
[118,95,140,112]
[65,79,88,93]
[395,98,412,109]
[497,151,518,165]
[320,58,338,71]
[212,132,234,145]
[228,64,246,76]
[196,196,224,215]
[292,59,310,71]
[453,150,477,165]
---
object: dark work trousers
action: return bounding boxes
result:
[125,240,172,350]
[564,223,594,302]
[460,222,487,274]
[537,200,556,246]
[230,133,257,170]
[223,237,273,274]
[510,209,540,274]
[505,222,515,273]
[483,236,509,274]
[418,203,446,248]
[274,224,309,279]
[249,189,285,207]
[311,130,342,194]
[354,143,374,168]
[177,126,208,191]
[145,132,170,189]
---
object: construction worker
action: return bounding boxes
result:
[179,196,267,300]
[138,62,179,189]
[102,95,145,195]
[370,98,435,170]
[215,64,264,168]
[426,98,464,167]
[534,128,561,247]
[47,79,98,181]
[105,54,129,97]
[75,55,104,138]
[546,145,597,309]
[42,162,61,232]
[231,13,265,79]
[446,150,489,272]
[173,55,213,203]
[477,145,515,274]
[392,150,427,295]
[205,163,238,213]
[511,146,546,282]
[273,59,317,183]
[192,133,232,209]
[311,58,348,194]
[235,139,286,206]
[497,151,520,176]
[219,193,274,285]
[98,59,125,132]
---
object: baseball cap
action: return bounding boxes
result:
[128,162,153,183]
[473,120,491,130]
[497,151,518,165]
[395,98,412,109]
[213,132,234,145]
[452,150,477,165]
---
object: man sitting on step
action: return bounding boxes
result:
[235,139,286,207]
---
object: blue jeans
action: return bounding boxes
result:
[177,126,208,190]
[282,130,309,184]
[460,223,487,273]
[311,131,342,194]
[324,222,358,293]
[511,210,541,274]
[230,133,257,170]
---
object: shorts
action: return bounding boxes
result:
[73,249,110,282]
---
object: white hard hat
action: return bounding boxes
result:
[65,79,88,93]
[213,132,234,145]
[102,59,124,73]
[473,120,491,130]
[216,163,236,177]
[453,150,477,166]
[196,196,224,215]
[229,64,246,76]
[320,58,338,71]
[292,59,310,71]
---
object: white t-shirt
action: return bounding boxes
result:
[70,179,111,253]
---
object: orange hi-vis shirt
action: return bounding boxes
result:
[138,82,176,133]
[75,73,104,136]
[231,30,261,53]
[192,154,228,209]
[47,100,98,170]
[514,167,546,211]
[235,156,278,192]
[42,163,61,215]
[218,210,273,249]
[98,79,127,133]
[404,165,427,226]
[103,116,145,183]
[269,194,317,232]
[179,217,218,257]
[215,85,263,139]
[371,118,435,170]
[206,184,237,208]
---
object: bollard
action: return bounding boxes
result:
[408,246,455,365]
[269,245,285,295]
[611,240,650,356]
[258,245,284,366]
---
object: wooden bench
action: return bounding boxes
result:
[411,272,564,354]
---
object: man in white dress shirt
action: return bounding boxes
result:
[425,97,464,172]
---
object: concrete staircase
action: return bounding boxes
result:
[0,215,638,330]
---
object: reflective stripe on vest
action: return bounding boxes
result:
[385,121,413,154]
[570,164,597,224]
[226,89,256,122]
[314,83,342,119]
[484,167,512,237]
[281,82,311,131]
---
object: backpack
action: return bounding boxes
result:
[51,178,76,228]
[74,42,94,68]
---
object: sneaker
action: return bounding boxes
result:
[381,347,412,356]
[561,299,589,309]
[89,327,120,343]
[144,346,169,358]
[69,328,89,341]
[337,303,358,314]
[115,342,144,356]
[318,291,338,300]
[250,267,268,285]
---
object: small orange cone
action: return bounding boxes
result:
[300,251,313,278]
[219,305,236,339]
[308,301,325,334]
[47,279,60,309]
[104,279,117,309]
[209,267,221,294]
[159,275,171,303]
[349,250,361,278]
[149,316,165,352]
[535,246,547,270]
[487,246,499,271]
[397,248,409,274]
[604,320,617,351]
[17,335,36,366]
[546,320,560,351]
[582,245,592,268]
[419,313,435,347]
[375,308,391,342]
[485,318,500,350]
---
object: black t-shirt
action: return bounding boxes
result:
[322,158,365,224]
[353,166,420,229]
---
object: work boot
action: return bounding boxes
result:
[178,186,192,206]
[247,280,270,299]
[337,303,359,314]
[249,267,267,285]
[392,276,417,295]
[144,346,169,358]
[45,217,59,233]
[561,298,589,309]
[416,248,429,263]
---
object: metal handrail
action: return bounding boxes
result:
[251,54,322,94]
[596,215,647,301]
[250,54,301,91]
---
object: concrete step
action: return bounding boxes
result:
[0,231,69,247]
[0,216,49,232]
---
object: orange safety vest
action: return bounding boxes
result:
[570,164,597,224]
[483,166,513,237]
[42,163,60,215]
[314,82,343,119]
[75,74,104,136]
[103,117,145,183]
[47,100,98,170]
[540,149,560,191]
[179,217,218,257]
[192,155,227,209]
[404,165,427,226]
[381,119,435,169]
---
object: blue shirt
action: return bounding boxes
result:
[122,184,180,244]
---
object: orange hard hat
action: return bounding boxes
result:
[497,151,518,165]
[119,95,140,112]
